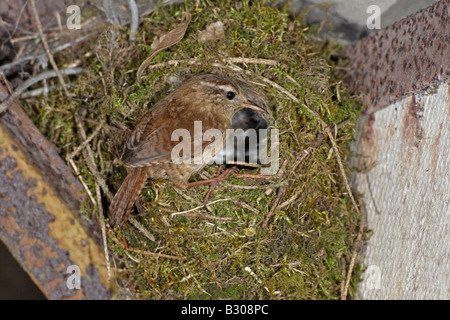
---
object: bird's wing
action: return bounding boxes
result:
[120,103,220,168]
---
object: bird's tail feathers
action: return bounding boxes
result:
[109,167,147,228]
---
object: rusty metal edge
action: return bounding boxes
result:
[0,84,102,242]
[0,84,114,299]
[343,0,449,114]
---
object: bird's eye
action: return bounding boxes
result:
[226,91,236,100]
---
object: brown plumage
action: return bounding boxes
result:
[109,74,266,227]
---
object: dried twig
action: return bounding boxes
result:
[67,120,105,160]
[0,68,83,114]
[228,184,261,189]
[129,216,155,242]
[278,189,302,209]
[98,71,108,96]
[308,120,351,148]
[260,76,299,103]
[290,120,351,174]
[262,185,286,229]
[236,201,260,214]
[10,35,38,43]
[226,57,278,65]
[30,0,70,97]
[277,159,288,178]
[171,198,232,217]
[68,158,96,206]
[55,10,63,33]
[187,167,237,187]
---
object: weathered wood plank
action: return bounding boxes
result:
[350,82,449,299]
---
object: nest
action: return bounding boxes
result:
[3,0,365,299]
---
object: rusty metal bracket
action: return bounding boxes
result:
[0,84,114,299]
[344,0,449,114]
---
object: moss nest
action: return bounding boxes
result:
[22,0,364,299]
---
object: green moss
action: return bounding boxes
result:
[21,0,365,299]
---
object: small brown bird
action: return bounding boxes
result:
[109,74,267,227]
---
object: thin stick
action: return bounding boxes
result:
[67,120,105,160]
[55,10,63,33]
[129,216,155,242]
[308,120,351,148]
[227,184,261,189]
[226,57,278,65]
[124,250,140,263]
[171,198,231,216]
[236,201,260,214]
[30,0,70,97]
[68,158,96,206]
[277,159,289,178]
[278,189,302,209]
[262,186,286,229]
[187,167,236,187]
[0,68,83,114]
[340,258,347,296]
[260,77,299,103]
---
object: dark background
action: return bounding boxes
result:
[0,241,45,299]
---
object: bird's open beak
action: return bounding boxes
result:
[241,100,268,114]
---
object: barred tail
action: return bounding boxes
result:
[109,167,147,228]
